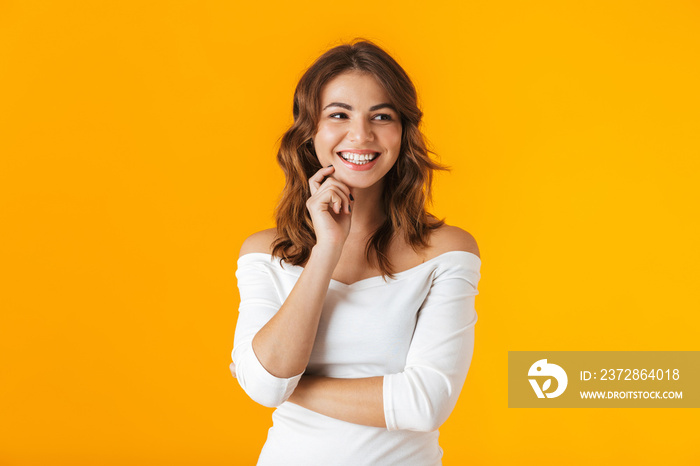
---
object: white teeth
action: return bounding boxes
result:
[338,152,379,164]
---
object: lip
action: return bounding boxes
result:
[337,149,378,154]
[336,152,381,171]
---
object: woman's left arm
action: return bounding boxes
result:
[287,375,386,427]
[293,254,480,431]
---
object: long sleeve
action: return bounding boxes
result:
[231,254,303,408]
[382,256,480,432]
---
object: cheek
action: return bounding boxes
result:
[383,127,402,151]
[315,124,344,145]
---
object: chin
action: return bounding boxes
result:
[341,176,385,190]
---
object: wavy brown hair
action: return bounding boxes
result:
[271,38,451,280]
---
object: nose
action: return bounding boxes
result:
[348,117,374,142]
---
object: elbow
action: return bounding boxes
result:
[235,373,295,408]
[418,417,445,433]
[412,420,442,433]
[244,386,290,408]
[407,398,451,432]
[384,368,458,432]
[230,364,288,408]
[230,347,301,408]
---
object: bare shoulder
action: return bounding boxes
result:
[428,224,480,259]
[239,227,279,258]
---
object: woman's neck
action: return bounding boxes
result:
[347,181,388,237]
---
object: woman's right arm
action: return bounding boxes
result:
[231,165,353,407]
[249,242,341,378]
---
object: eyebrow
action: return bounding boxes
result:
[322,102,398,113]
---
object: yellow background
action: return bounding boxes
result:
[1,1,698,465]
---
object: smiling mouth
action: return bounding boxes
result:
[336,152,381,165]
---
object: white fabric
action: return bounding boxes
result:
[231,250,481,466]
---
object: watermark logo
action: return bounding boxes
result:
[509,351,698,408]
[528,359,568,398]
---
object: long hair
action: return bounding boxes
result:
[271,38,450,280]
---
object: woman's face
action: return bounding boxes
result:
[313,71,402,189]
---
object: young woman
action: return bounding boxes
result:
[230,39,481,465]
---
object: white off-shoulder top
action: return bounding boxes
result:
[231,250,481,466]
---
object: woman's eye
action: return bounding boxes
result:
[328,112,394,121]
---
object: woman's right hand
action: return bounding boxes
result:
[306,165,353,247]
